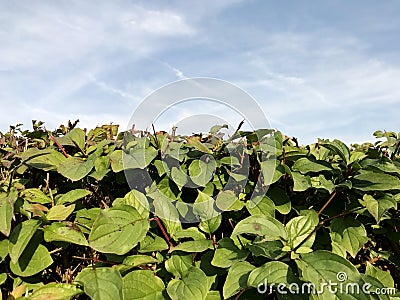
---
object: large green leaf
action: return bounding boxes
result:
[292,157,332,174]
[44,222,88,246]
[172,240,212,253]
[10,237,53,277]
[352,171,400,191]
[297,250,368,300]
[186,137,213,154]
[247,261,299,288]
[231,215,287,241]
[320,139,350,164]
[58,154,96,181]
[285,210,318,249]
[0,193,14,236]
[9,219,41,263]
[246,195,275,218]
[138,233,169,253]
[167,266,209,300]
[21,188,52,204]
[27,283,83,300]
[291,171,312,192]
[20,148,66,171]
[267,187,291,215]
[57,128,86,150]
[330,216,368,258]
[46,204,75,221]
[116,255,158,273]
[222,261,255,299]
[89,205,149,255]
[189,159,216,187]
[75,267,123,300]
[363,194,397,223]
[123,270,165,300]
[211,237,248,268]
[215,190,243,211]
[56,189,91,205]
[165,253,194,278]
[113,189,149,218]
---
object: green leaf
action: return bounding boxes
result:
[171,166,188,189]
[292,157,332,174]
[267,187,291,215]
[167,266,209,300]
[210,124,228,134]
[285,210,318,249]
[247,261,299,288]
[211,238,248,268]
[186,137,213,154]
[291,171,312,192]
[222,261,255,299]
[172,240,212,253]
[109,150,123,172]
[215,190,243,211]
[365,262,394,288]
[0,273,6,286]
[364,194,397,223]
[27,283,83,300]
[165,253,194,278]
[352,171,400,191]
[246,195,275,218]
[75,267,123,300]
[44,222,88,246]
[150,189,182,237]
[57,128,86,150]
[246,239,285,260]
[123,141,158,169]
[0,239,8,263]
[20,148,66,171]
[199,214,222,234]
[113,190,150,219]
[330,216,368,258]
[10,237,53,277]
[89,205,149,255]
[297,250,367,299]
[320,139,350,164]
[75,208,101,234]
[46,204,75,221]
[21,188,51,204]
[58,154,96,181]
[205,291,221,300]
[0,194,14,236]
[56,189,91,205]
[116,255,158,273]
[231,215,287,241]
[138,234,169,253]
[9,219,41,263]
[189,159,216,187]
[123,270,165,300]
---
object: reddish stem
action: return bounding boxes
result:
[153,216,174,248]
[50,135,69,158]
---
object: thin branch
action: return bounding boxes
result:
[153,215,174,248]
[318,190,337,215]
[50,135,69,158]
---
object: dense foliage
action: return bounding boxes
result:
[0,121,400,299]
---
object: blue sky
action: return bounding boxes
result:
[0,0,399,144]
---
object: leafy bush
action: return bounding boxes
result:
[0,121,399,299]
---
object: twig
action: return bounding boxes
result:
[235,288,247,300]
[153,216,174,248]
[50,135,69,158]
[318,190,337,215]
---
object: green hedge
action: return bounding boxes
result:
[0,121,399,299]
